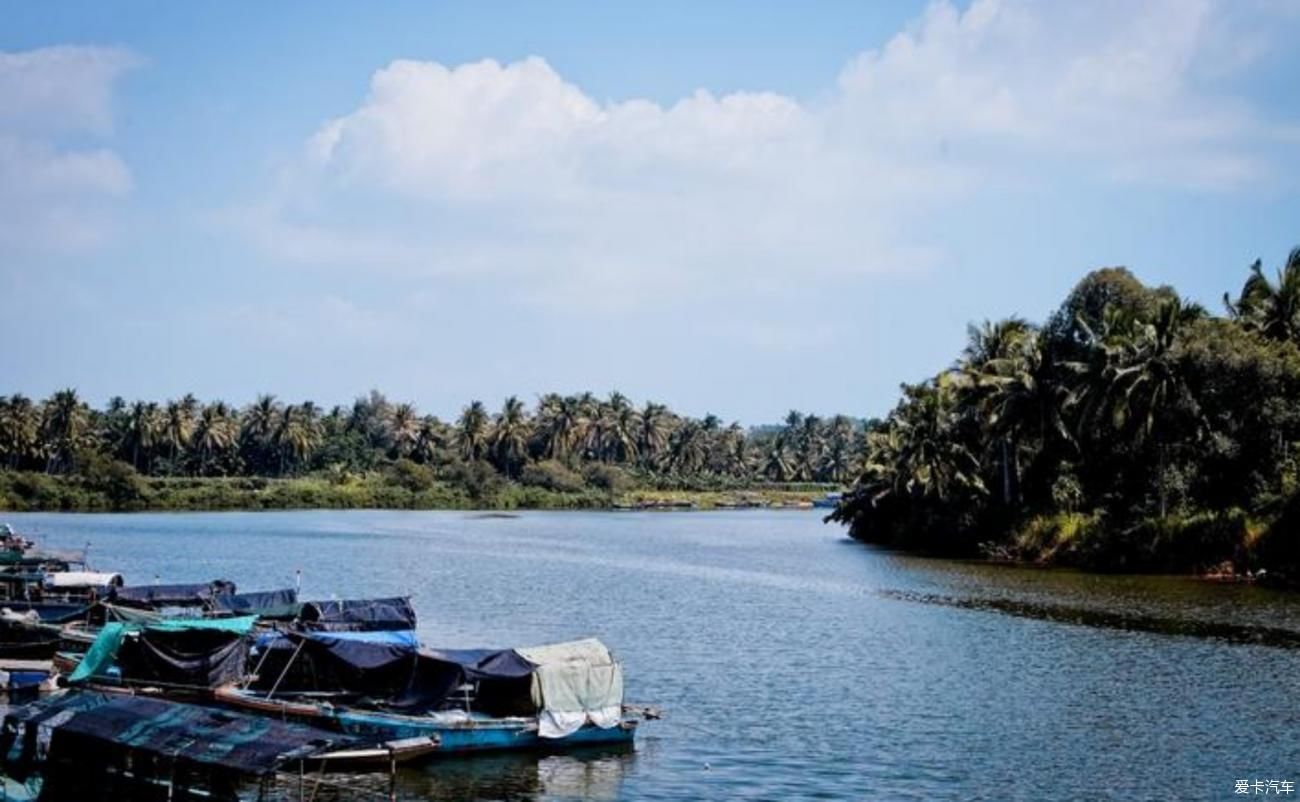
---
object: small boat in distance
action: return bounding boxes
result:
[812,492,843,509]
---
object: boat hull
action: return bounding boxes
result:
[213,687,637,756]
[333,708,638,753]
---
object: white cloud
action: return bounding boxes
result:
[237,0,1299,315]
[0,45,139,255]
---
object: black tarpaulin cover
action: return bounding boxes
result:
[250,631,536,712]
[422,648,536,680]
[299,596,416,631]
[3,691,351,775]
[115,627,250,688]
[211,587,300,618]
[112,580,237,608]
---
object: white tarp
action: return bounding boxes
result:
[517,637,624,738]
[44,571,123,589]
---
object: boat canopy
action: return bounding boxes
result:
[211,587,300,618]
[112,579,236,609]
[43,571,123,590]
[517,638,625,738]
[70,616,257,685]
[299,596,416,632]
[1,692,352,778]
[250,630,536,713]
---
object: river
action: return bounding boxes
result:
[5,509,1298,801]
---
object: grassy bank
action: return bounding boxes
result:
[0,468,835,513]
[986,510,1271,577]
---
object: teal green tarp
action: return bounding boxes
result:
[69,615,257,683]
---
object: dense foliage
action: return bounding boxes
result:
[0,390,856,510]
[831,247,1300,581]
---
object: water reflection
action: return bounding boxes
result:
[882,588,1300,648]
[398,747,633,802]
[258,747,633,802]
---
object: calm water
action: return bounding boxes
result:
[5,509,1300,801]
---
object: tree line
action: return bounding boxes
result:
[0,389,865,488]
[831,246,1300,579]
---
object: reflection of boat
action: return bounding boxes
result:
[397,745,634,801]
[216,632,641,756]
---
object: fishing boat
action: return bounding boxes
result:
[215,631,644,755]
[56,592,653,764]
[0,690,379,801]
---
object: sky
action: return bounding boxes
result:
[2,0,1299,424]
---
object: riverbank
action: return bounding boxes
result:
[862,507,1298,587]
[0,468,834,513]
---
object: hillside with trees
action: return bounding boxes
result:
[0,390,856,511]
[830,246,1300,583]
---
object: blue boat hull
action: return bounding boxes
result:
[328,708,638,754]
[213,688,637,756]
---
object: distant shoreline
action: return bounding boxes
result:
[0,470,836,514]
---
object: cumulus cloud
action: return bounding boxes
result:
[239,0,1299,317]
[0,45,139,255]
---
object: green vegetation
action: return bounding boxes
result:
[830,246,1300,583]
[0,390,848,512]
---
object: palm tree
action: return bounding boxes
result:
[960,319,1071,506]
[537,395,586,461]
[412,416,446,464]
[889,377,986,502]
[597,399,640,464]
[273,404,319,474]
[638,402,672,469]
[191,402,237,475]
[796,415,826,481]
[457,401,491,462]
[720,423,751,478]
[242,394,279,443]
[668,421,708,474]
[241,394,280,472]
[822,415,859,483]
[762,445,793,481]
[0,395,40,470]
[387,403,421,458]
[491,396,532,477]
[1224,247,1300,342]
[160,400,194,474]
[122,401,160,472]
[40,389,87,474]
[1068,298,1205,516]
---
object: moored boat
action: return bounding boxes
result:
[218,631,643,756]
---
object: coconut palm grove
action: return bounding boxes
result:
[831,246,1300,583]
[5,247,1300,581]
[0,387,852,511]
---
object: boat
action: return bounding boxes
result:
[812,492,843,508]
[216,631,643,755]
[55,591,653,765]
[0,658,57,701]
[0,690,368,800]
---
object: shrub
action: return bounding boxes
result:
[388,459,436,492]
[519,460,585,493]
[583,464,632,494]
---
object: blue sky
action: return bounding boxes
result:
[3,0,1299,424]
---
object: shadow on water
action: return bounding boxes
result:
[277,746,636,802]
[24,745,635,802]
[882,588,1300,649]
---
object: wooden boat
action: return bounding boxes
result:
[215,633,646,757]
[213,686,638,754]
[0,690,367,800]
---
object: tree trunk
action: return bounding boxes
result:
[1159,443,1167,520]
[1000,438,1012,505]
